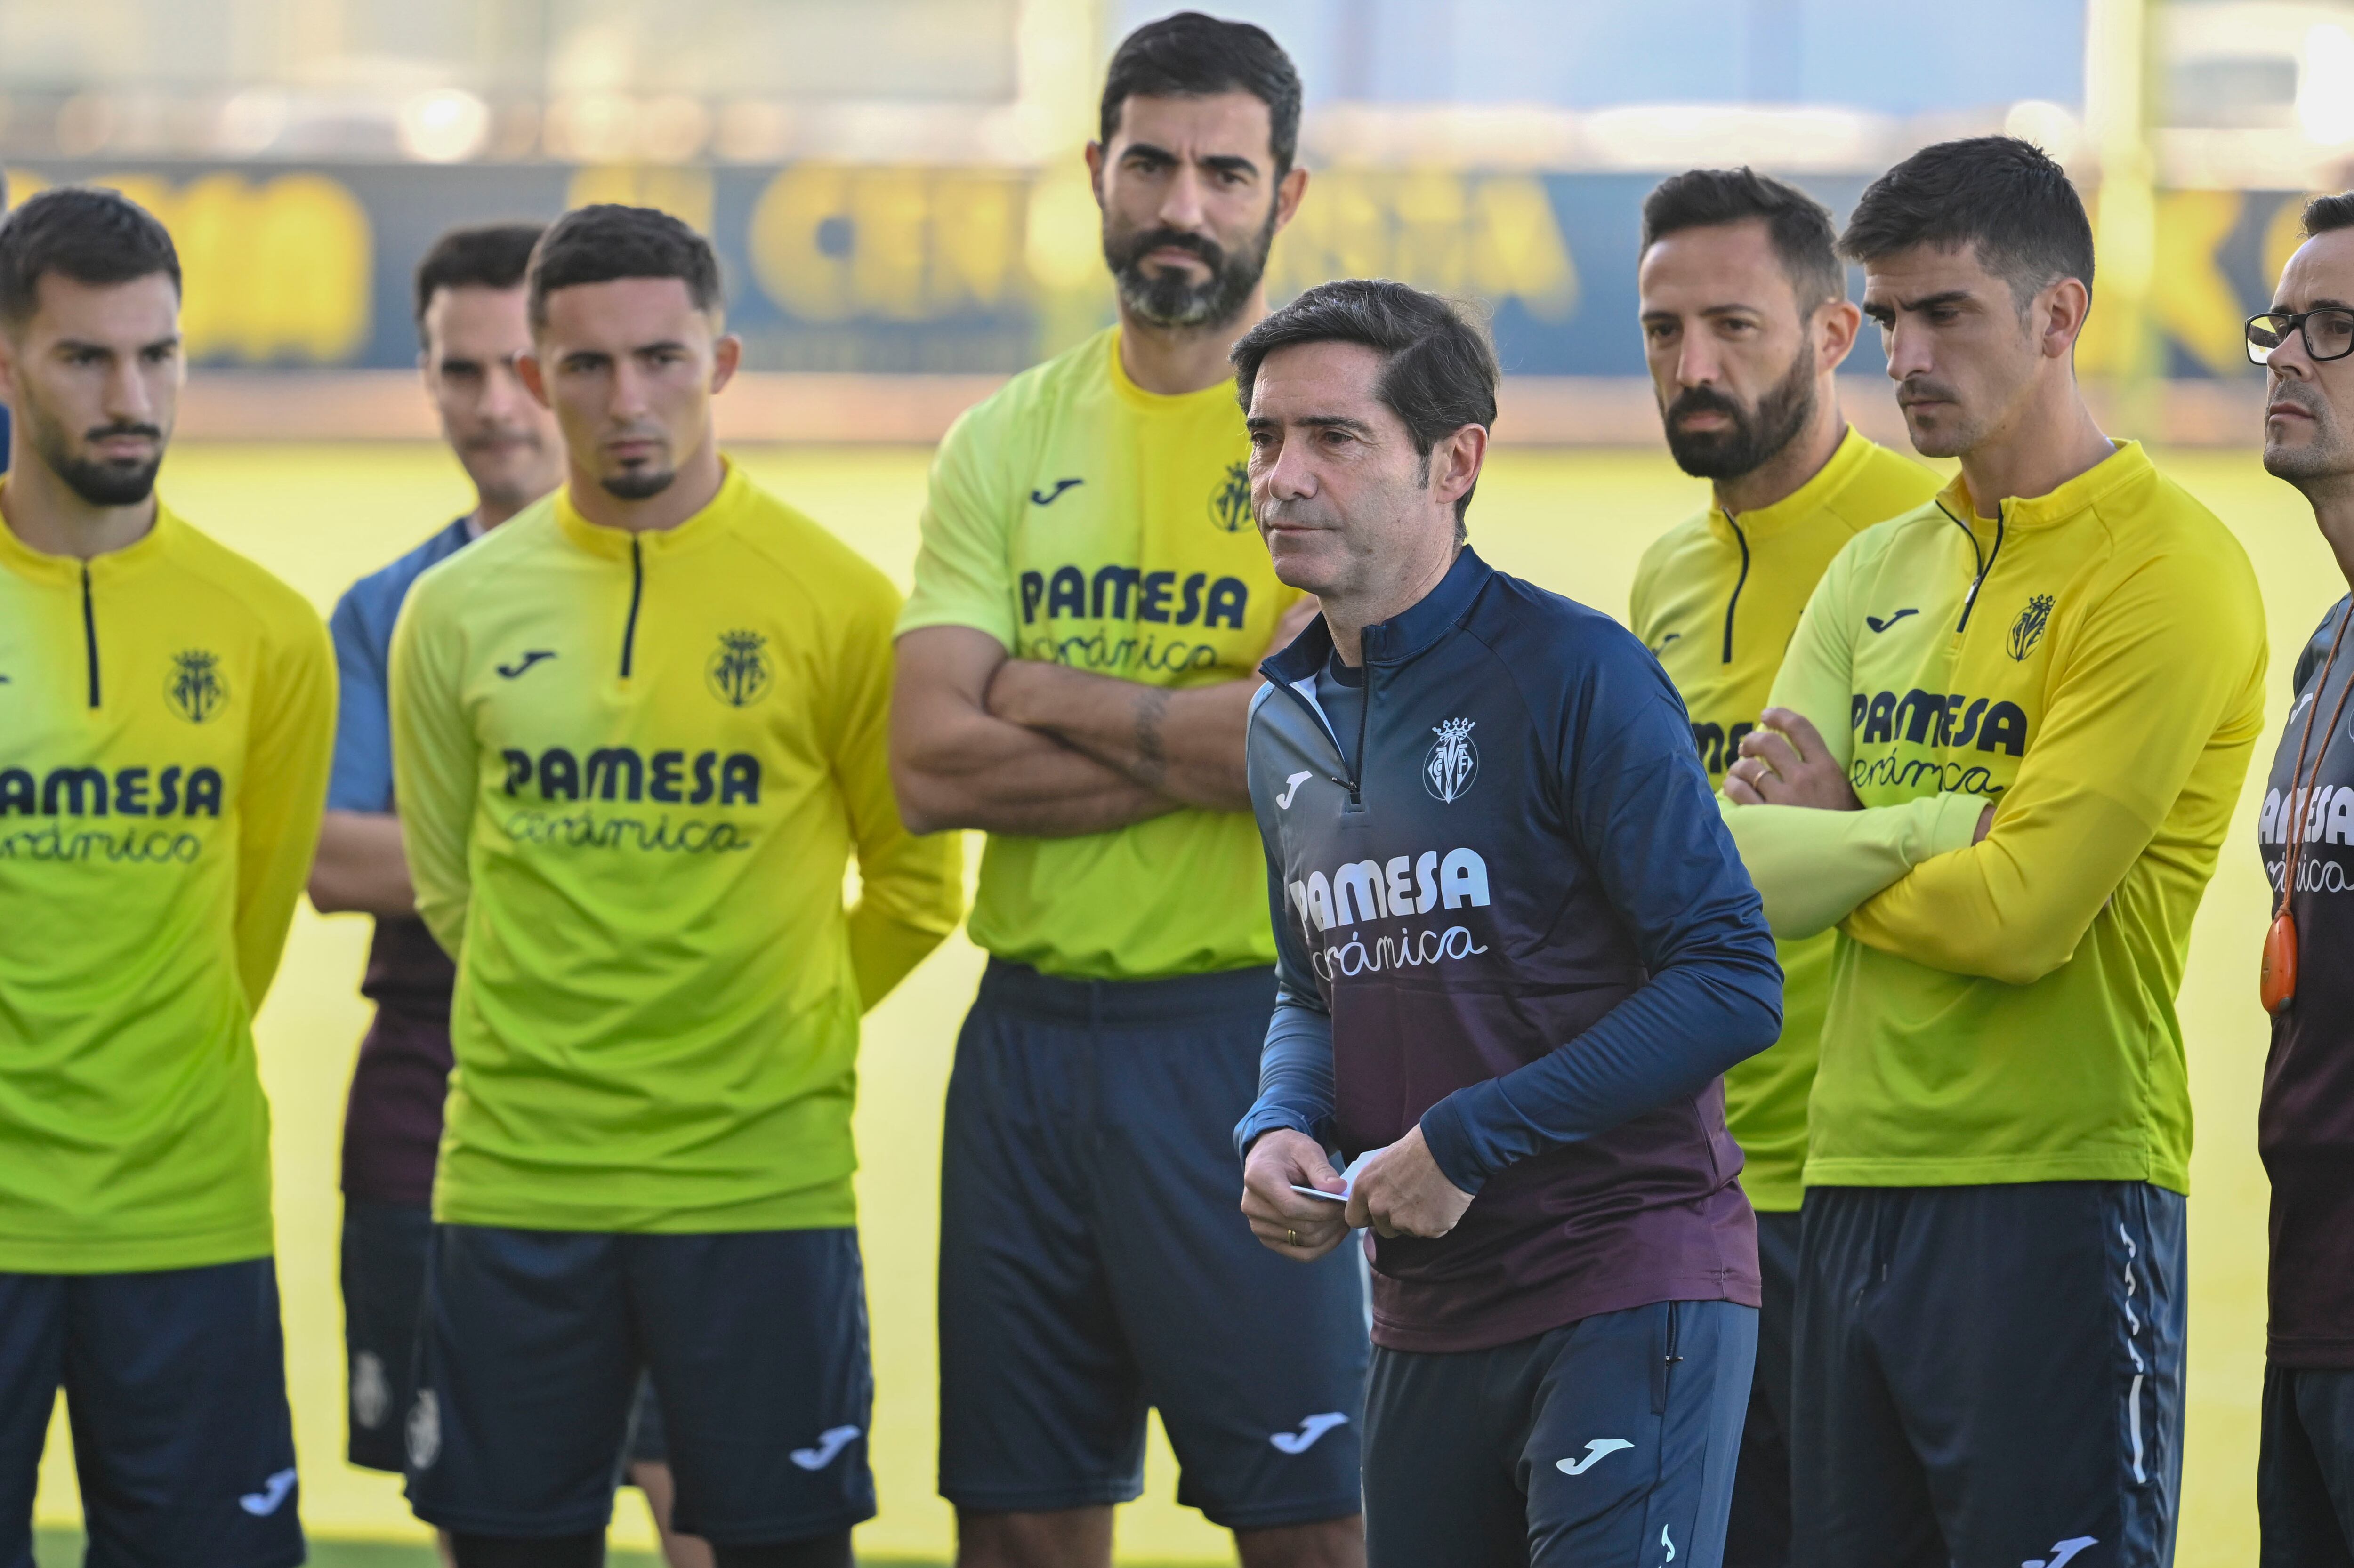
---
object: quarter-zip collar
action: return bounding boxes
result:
[551,457,745,561]
[1934,438,2150,539]
[1706,425,1877,547]
[1263,544,1495,691]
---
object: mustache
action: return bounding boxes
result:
[1663,384,1745,425]
[1114,225,1225,271]
[2272,377,2327,416]
[1895,376,1963,406]
[84,421,163,445]
[463,427,545,452]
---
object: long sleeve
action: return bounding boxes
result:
[233,607,337,1011]
[1843,547,2267,984]
[834,575,964,1010]
[1721,794,1986,939]
[1724,530,1986,937]
[1235,852,1337,1158]
[388,576,478,960]
[1419,683,1784,1193]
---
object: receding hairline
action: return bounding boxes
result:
[1639,214,1840,312]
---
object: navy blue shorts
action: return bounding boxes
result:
[0,1259,302,1568]
[1793,1182,2186,1568]
[1725,1206,1800,1567]
[1361,1298,1756,1568]
[404,1224,873,1545]
[340,1201,667,1476]
[938,960,1369,1529]
[2260,1361,2354,1566]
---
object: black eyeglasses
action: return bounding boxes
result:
[2247,308,2354,366]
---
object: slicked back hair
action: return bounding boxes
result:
[415,222,546,345]
[526,204,721,330]
[0,186,181,330]
[1231,278,1498,535]
[1642,167,1844,314]
[1101,11,1302,176]
[1839,136,2095,309]
[2306,192,2354,237]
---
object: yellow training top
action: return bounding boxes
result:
[0,490,334,1271]
[895,326,1305,981]
[1744,442,2265,1192]
[1630,428,1938,1210]
[391,462,963,1233]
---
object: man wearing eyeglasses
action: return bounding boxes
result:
[2246,190,2354,1568]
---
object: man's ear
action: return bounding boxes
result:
[515,349,550,409]
[1815,298,1862,375]
[1431,423,1489,511]
[710,333,742,393]
[1271,165,1309,238]
[2040,277,2092,360]
[1084,141,1107,209]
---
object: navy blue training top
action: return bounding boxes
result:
[1237,546,1782,1352]
[329,517,472,1205]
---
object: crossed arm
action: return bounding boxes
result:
[888,600,1318,838]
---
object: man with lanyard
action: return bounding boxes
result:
[0,185,335,1568]
[1720,137,2267,1567]
[2244,191,2354,1565]
[312,223,713,1567]
[391,204,962,1568]
[1628,165,1938,1567]
[889,15,1366,1568]
[1235,278,1784,1568]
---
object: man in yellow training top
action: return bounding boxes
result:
[390,205,962,1568]
[891,15,1365,1568]
[1628,166,1938,1568]
[0,186,334,1568]
[1722,137,2266,1568]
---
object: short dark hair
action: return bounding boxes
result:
[526,204,721,329]
[2305,192,2354,237]
[1231,279,1498,532]
[415,222,545,343]
[1839,136,2095,306]
[1642,167,1844,314]
[1101,11,1302,177]
[0,186,180,329]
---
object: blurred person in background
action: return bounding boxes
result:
[1628,166,1939,1568]
[2245,190,2354,1568]
[0,185,334,1568]
[390,204,961,1568]
[1720,136,2265,1568]
[310,221,712,1568]
[889,14,1367,1568]
[0,168,10,472]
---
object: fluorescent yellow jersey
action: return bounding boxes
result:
[391,463,963,1233]
[1631,428,1938,1211]
[0,492,333,1272]
[896,326,1305,981]
[1739,442,2265,1192]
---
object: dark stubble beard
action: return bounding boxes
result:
[601,466,676,501]
[2265,378,2354,487]
[31,412,165,507]
[1659,343,1817,482]
[1105,201,1280,330]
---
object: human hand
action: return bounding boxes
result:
[1724,707,1862,810]
[1241,1129,1353,1262]
[1344,1124,1474,1240]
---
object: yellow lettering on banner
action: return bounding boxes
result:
[85,172,371,362]
[2265,192,2317,298]
[750,165,1029,323]
[1268,170,1578,322]
[0,169,49,206]
[2079,189,2249,378]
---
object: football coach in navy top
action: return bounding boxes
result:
[1232,279,1783,1568]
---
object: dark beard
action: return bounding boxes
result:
[1105,205,1278,330]
[601,466,676,501]
[32,418,165,507]
[1660,346,1817,481]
